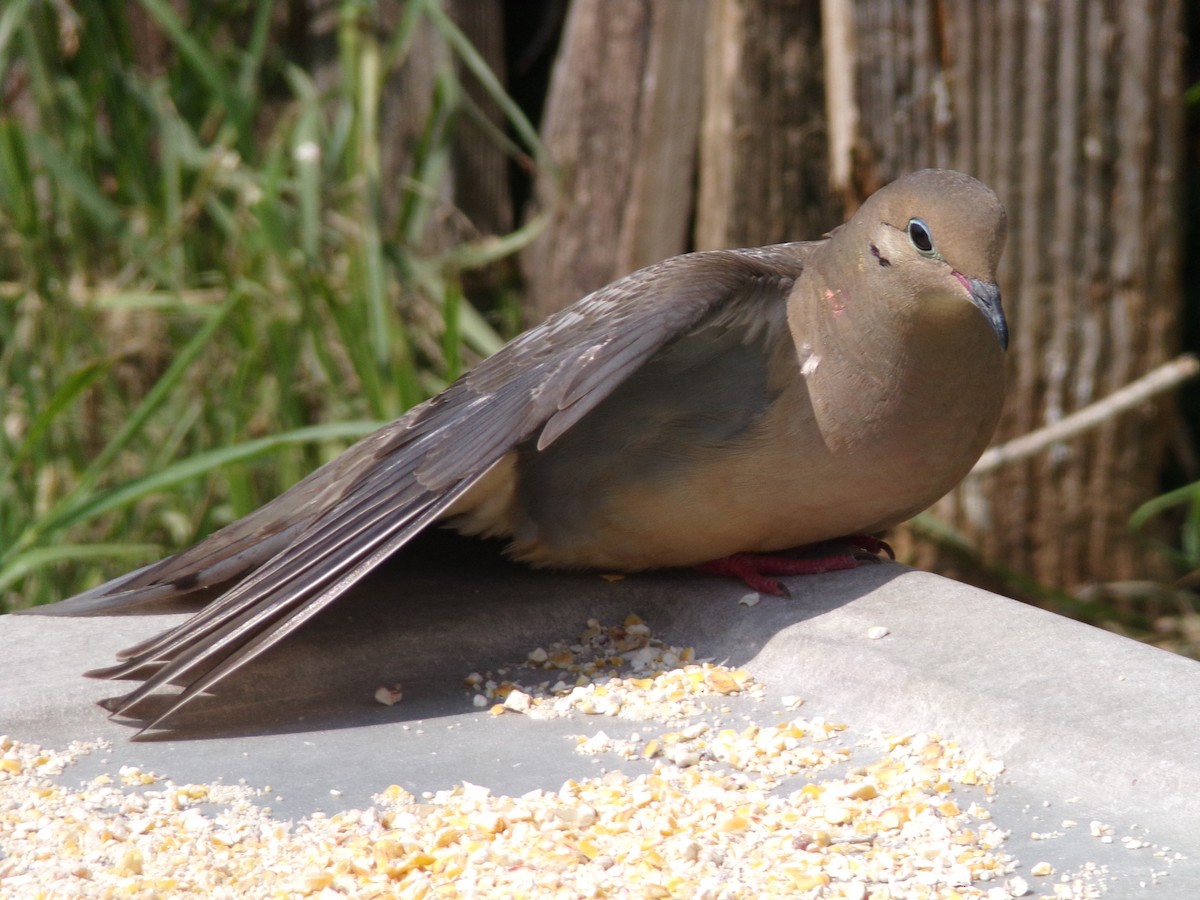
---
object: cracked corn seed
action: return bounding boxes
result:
[0,618,1120,898]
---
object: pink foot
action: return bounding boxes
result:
[695,535,894,596]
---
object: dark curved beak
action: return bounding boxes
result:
[966,277,1008,351]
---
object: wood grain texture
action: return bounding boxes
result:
[521,0,707,320]
[846,0,1183,589]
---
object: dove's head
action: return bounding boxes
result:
[848,168,1009,350]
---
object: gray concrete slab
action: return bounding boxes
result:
[4,553,1199,895]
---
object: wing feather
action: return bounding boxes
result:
[45,242,814,731]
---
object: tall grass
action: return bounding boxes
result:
[0,0,542,610]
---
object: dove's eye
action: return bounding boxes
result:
[907,218,936,256]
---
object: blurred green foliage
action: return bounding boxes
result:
[0,0,540,609]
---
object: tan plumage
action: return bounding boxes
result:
[36,169,1008,731]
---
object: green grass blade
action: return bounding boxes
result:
[4,291,243,558]
[285,65,323,259]
[442,213,547,271]
[0,544,163,595]
[454,295,506,358]
[56,420,384,529]
[0,0,34,78]
[0,120,36,238]
[135,0,248,137]
[6,357,113,473]
[356,32,390,371]
[236,0,274,103]
[419,0,551,171]
[1129,479,1200,572]
[160,89,186,285]
[75,294,241,492]
[1129,480,1200,533]
[25,131,124,233]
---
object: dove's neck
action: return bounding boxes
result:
[786,246,1005,485]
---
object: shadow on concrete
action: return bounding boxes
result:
[79,531,899,740]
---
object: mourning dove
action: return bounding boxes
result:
[41,168,1008,730]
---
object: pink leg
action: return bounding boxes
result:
[695,535,894,596]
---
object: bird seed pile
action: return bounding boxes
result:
[0,615,1129,899]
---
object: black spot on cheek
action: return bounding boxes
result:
[870,243,891,267]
